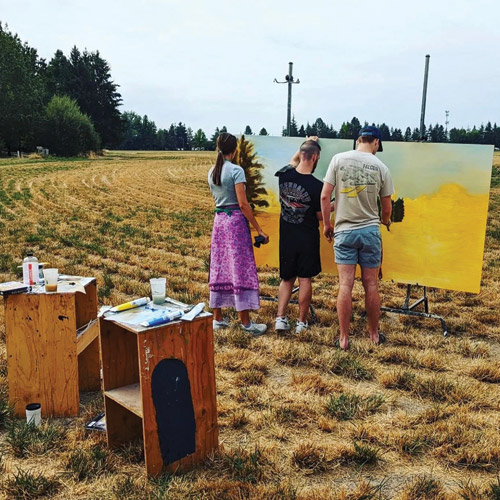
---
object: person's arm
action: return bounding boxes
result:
[289,135,319,167]
[235,183,269,243]
[321,182,335,242]
[380,195,392,227]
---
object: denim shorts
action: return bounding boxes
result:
[333,225,382,268]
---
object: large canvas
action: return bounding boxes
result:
[246,136,493,293]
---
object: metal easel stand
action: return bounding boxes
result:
[260,286,318,323]
[381,284,448,336]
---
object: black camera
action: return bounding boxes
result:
[253,235,266,248]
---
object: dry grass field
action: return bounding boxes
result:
[0,150,500,499]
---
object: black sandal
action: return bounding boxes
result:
[374,332,386,345]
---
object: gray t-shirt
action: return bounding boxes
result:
[208,161,246,207]
[323,150,394,232]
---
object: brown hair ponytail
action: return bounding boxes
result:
[211,132,237,186]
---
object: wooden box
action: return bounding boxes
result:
[99,312,218,476]
[4,278,100,417]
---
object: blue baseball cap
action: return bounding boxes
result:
[359,126,383,152]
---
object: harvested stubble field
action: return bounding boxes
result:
[0,150,500,500]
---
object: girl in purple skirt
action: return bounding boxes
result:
[208,132,269,336]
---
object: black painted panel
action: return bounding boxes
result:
[151,359,196,465]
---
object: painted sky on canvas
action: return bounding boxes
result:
[248,136,493,293]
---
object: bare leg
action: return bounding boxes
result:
[337,264,356,349]
[298,277,312,323]
[213,308,223,321]
[238,310,250,325]
[277,277,295,317]
[361,266,381,342]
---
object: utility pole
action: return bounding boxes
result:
[274,62,300,136]
[445,110,450,138]
[419,54,430,141]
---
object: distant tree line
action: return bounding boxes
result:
[117,115,500,153]
[281,116,500,148]
[0,23,121,155]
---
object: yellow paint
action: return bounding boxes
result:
[254,183,489,293]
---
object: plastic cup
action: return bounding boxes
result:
[150,278,166,305]
[26,403,41,426]
[43,268,58,292]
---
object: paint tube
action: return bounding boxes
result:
[110,297,149,313]
[141,310,183,327]
[181,302,205,321]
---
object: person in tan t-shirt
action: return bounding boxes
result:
[321,126,394,350]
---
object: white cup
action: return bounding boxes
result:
[150,278,166,305]
[43,268,58,292]
[26,403,41,426]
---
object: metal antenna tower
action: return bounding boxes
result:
[274,62,300,136]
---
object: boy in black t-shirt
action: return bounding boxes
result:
[275,138,323,333]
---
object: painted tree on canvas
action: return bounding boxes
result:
[235,135,269,209]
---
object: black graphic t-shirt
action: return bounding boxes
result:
[277,165,323,235]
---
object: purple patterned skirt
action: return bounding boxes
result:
[209,208,260,311]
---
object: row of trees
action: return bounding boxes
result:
[282,116,500,147]
[117,116,270,151]
[0,23,121,155]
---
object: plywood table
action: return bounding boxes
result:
[100,308,218,476]
[4,278,100,417]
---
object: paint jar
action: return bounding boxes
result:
[150,278,166,305]
[25,403,42,426]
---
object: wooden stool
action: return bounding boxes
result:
[100,312,218,476]
[4,278,100,417]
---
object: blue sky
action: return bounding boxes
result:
[1,0,499,136]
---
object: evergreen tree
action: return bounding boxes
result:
[192,129,208,149]
[404,127,412,141]
[0,23,47,153]
[244,125,253,135]
[391,128,404,141]
[46,46,122,147]
[234,135,269,208]
[298,125,306,137]
[289,116,299,137]
[258,128,268,136]
[175,122,188,149]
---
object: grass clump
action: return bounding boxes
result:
[400,475,447,499]
[318,351,374,380]
[326,392,384,421]
[468,362,500,383]
[291,442,328,473]
[3,468,60,499]
[223,446,266,484]
[64,443,114,480]
[5,420,66,458]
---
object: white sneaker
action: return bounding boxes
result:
[275,316,290,332]
[296,321,308,334]
[241,321,267,337]
[213,318,230,330]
